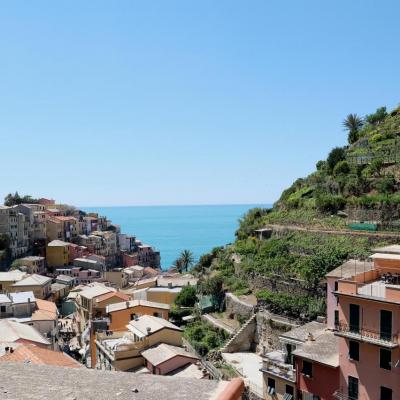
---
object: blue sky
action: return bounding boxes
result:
[1,1,399,206]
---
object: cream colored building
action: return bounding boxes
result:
[94,315,183,371]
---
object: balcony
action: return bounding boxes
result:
[261,350,296,382]
[335,322,399,348]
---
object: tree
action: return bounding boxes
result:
[327,147,346,172]
[174,258,184,274]
[343,114,363,144]
[366,107,387,125]
[4,192,38,206]
[180,249,195,272]
[175,285,197,307]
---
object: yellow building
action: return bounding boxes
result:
[46,240,69,268]
[10,274,52,299]
[0,270,27,292]
[146,287,181,306]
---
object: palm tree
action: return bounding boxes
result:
[343,114,364,144]
[180,249,195,272]
[174,258,184,274]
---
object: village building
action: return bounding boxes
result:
[106,300,169,331]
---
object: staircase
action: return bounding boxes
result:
[220,313,257,353]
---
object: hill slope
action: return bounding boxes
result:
[198,105,400,321]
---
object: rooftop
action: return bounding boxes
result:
[280,321,326,344]
[79,284,115,300]
[127,315,182,338]
[370,252,400,260]
[0,362,238,400]
[0,343,81,368]
[0,270,27,282]
[12,274,52,287]
[0,294,12,304]
[19,256,45,262]
[106,299,170,313]
[9,291,36,304]
[371,244,400,254]
[141,343,198,366]
[47,239,69,247]
[326,259,374,279]
[94,291,130,304]
[0,320,50,346]
[292,329,339,368]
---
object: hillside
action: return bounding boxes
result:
[197,105,400,321]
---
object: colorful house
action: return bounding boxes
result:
[106,299,169,331]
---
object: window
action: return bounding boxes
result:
[380,310,392,341]
[349,304,360,333]
[0,306,6,313]
[334,281,338,291]
[301,360,313,378]
[267,377,275,395]
[285,385,294,397]
[380,348,391,370]
[348,341,359,361]
[348,376,358,400]
[334,310,339,327]
[380,386,392,400]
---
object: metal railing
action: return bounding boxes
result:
[333,390,358,400]
[335,322,398,346]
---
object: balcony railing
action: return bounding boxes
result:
[333,390,358,400]
[335,322,398,348]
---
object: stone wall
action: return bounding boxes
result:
[225,292,255,320]
[221,315,256,353]
[254,311,298,353]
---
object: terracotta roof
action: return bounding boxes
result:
[95,291,130,304]
[32,299,58,321]
[0,343,81,368]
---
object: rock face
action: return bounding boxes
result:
[220,310,297,354]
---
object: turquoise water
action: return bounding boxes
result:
[83,204,268,269]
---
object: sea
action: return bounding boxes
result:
[83,204,269,269]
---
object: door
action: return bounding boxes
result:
[380,310,392,341]
[348,376,359,400]
[349,304,360,333]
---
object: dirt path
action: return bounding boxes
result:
[266,223,400,238]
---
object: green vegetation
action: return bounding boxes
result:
[175,285,197,307]
[183,320,229,356]
[197,104,400,321]
[256,289,325,319]
[4,192,39,206]
[174,249,195,273]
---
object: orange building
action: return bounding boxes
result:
[106,299,170,331]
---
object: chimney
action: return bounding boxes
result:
[126,301,130,308]
[168,282,172,289]
[146,327,151,334]
[307,332,315,342]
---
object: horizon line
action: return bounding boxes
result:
[79,202,274,209]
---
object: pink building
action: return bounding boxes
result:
[333,245,400,400]
[68,243,88,263]
[141,343,199,375]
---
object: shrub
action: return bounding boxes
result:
[377,176,396,194]
[175,286,197,307]
[333,160,350,176]
[315,194,346,214]
[327,147,346,172]
[366,106,387,125]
